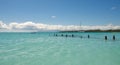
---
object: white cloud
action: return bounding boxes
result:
[0,21,120,32]
[0,21,8,29]
[51,16,56,19]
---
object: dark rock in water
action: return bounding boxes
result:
[105,36,107,40]
[113,35,115,40]
[88,35,90,38]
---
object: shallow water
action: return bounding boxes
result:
[0,32,120,65]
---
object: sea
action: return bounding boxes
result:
[0,32,120,65]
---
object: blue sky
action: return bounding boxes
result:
[0,0,120,25]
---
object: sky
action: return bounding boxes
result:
[0,0,120,32]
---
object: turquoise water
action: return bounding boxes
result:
[0,32,120,65]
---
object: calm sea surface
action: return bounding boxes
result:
[0,32,120,65]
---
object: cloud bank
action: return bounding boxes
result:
[0,21,120,32]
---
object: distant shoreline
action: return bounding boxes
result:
[59,29,120,32]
